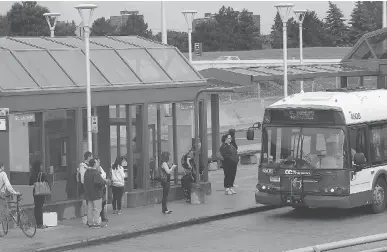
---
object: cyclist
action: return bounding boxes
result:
[0,163,20,222]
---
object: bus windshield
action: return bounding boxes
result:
[261,126,346,169]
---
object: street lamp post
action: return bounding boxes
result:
[275,3,294,97]
[182,10,197,63]
[182,10,197,140]
[75,4,97,152]
[193,86,253,182]
[43,13,61,38]
[294,10,307,92]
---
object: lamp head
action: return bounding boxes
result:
[275,3,294,23]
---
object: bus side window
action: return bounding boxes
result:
[349,127,368,164]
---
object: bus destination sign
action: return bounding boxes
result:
[288,110,314,121]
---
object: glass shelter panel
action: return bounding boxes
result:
[116,49,171,83]
[89,49,140,84]
[8,112,42,205]
[14,38,71,49]
[50,50,109,86]
[367,32,387,59]
[13,51,75,88]
[148,49,201,82]
[0,50,40,90]
[89,37,138,49]
[348,41,374,60]
[44,110,77,202]
[112,36,167,48]
[50,37,107,49]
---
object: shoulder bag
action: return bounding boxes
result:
[34,172,51,196]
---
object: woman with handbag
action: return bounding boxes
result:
[159,152,176,214]
[29,160,50,229]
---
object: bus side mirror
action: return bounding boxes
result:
[246,122,261,141]
[247,128,255,140]
[353,152,366,172]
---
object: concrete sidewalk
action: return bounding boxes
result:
[0,165,272,252]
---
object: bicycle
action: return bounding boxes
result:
[1,194,36,238]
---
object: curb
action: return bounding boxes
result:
[33,205,280,252]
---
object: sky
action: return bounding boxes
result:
[0,1,356,35]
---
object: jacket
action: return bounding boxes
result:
[83,168,105,201]
[220,143,238,164]
[0,171,17,195]
[111,165,125,187]
[29,172,48,196]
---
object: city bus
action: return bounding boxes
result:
[247,88,387,214]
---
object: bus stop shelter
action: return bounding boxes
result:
[0,35,212,219]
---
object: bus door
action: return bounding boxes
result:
[349,126,372,194]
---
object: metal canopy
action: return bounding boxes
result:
[200,64,379,86]
[0,36,204,94]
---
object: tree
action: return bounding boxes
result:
[7,1,50,36]
[0,15,10,36]
[270,12,283,49]
[119,14,152,38]
[55,21,76,36]
[91,17,115,36]
[192,21,221,52]
[302,11,330,47]
[235,9,260,50]
[270,12,298,49]
[348,1,382,45]
[324,1,349,47]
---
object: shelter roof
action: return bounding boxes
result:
[0,36,205,94]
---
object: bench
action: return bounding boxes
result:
[238,150,261,165]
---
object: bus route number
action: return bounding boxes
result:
[350,112,361,120]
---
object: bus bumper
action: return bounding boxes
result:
[255,191,352,208]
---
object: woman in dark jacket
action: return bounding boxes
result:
[29,160,48,229]
[220,134,238,195]
[228,128,239,188]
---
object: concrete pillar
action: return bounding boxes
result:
[125,105,134,192]
[359,76,364,87]
[172,103,178,184]
[141,103,149,190]
[97,106,110,174]
[210,94,220,162]
[340,76,348,88]
[201,97,209,182]
[156,105,162,166]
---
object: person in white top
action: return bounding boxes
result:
[111,156,127,214]
[160,152,176,214]
[0,163,20,223]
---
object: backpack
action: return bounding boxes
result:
[181,153,189,170]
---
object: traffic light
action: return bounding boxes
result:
[194,42,202,56]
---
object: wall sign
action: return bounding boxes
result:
[0,118,6,131]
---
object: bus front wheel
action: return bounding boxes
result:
[371,177,387,214]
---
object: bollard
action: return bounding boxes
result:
[190,182,205,204]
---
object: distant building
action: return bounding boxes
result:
[110,10,144,28]
[192,12,260,34]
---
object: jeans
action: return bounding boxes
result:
[223,160,236,188]
[161,179,170,212]
[87,199,102,225]
[33,195,45,226]
[100,200,107,220]
[112,186,124,211]
[181,174,194,201]
[0,198,8,223]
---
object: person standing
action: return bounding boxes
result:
[111,156,126,215]
[228,128,239,189]
[84,159,105,228]
[29,161,49,229]
[95,157,108,222]
[220,134,238,195]
[77,151,93,222]
[0,163,20,225]
[220,134,228,192]
[160,152,176,214]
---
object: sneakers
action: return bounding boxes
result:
[162,210,172,214]
[36,224,47,229]
[113,210,122,214]
[117,210,122,215]
[230,188,236,194]
[225,188,233,195]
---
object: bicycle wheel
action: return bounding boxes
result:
[1,217,8,236]
[18,209,36,238]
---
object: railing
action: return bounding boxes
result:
[284,233,387,252]
[192,59,342,71]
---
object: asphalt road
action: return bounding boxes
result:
[72,204,387,252]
